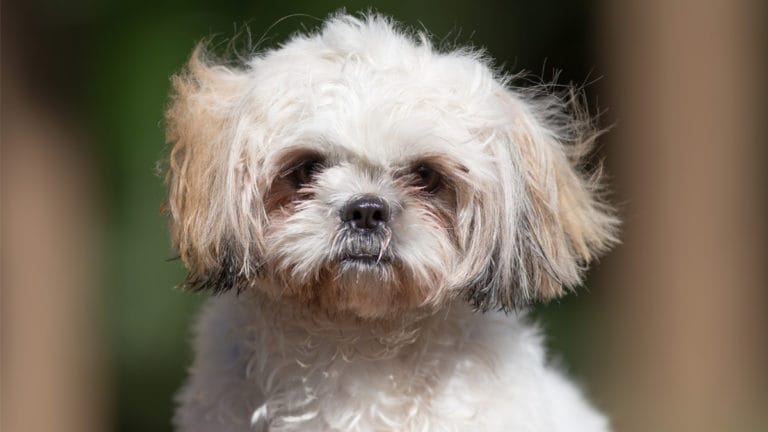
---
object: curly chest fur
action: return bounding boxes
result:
[174,294,608,432]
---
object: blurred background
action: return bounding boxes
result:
[2,1,766,431]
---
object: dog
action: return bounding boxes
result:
[163,13,619,432]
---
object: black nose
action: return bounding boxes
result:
[341,196,390,230]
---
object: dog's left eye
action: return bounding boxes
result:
[413,164,442,193]
[291,158,323,187]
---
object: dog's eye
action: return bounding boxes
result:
[291,158,323,187]
[413,164,442,193]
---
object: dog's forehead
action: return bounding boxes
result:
[289,106,480,170]
[271,69,490,165]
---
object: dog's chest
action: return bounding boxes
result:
[240,304,525,431]
[176,296,594,432]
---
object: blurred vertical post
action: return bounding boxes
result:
[1,6,110,432]
[598,0,767,431]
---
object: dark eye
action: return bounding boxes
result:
[414,164,441,193]
[291,158,323,187]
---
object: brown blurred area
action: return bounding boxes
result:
[1,2,111,432]
[1,6,110,432]
[1,1,766,432]
[597,1,768,431]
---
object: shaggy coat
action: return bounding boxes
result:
[165,13,618,432]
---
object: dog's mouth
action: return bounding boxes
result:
[340,253,392,266]
[333,228,394,268]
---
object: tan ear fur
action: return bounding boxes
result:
[468,88,619,311]
[163,46,262,292]
[513,90,619,302]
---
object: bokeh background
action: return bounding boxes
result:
[2,1,766,431]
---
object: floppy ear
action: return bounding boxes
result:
[467,88,619,311]
[163,46,264,293]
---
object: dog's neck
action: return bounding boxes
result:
[240,289,461,361]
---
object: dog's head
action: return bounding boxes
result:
[163,14,618,319]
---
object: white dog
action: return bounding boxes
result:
[164,13,618,432]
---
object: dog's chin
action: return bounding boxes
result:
[335,254,399,297]
[269,251,434,320]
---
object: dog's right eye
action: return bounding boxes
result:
[290,158,323,187]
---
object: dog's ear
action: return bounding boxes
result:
[163,46,263,292]
[467,88,619,311]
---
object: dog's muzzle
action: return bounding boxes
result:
[336,196,393,264]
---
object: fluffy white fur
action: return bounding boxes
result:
[176,293,608,432]
[165,13,618,432]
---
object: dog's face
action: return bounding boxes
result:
[164,15,618,319]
